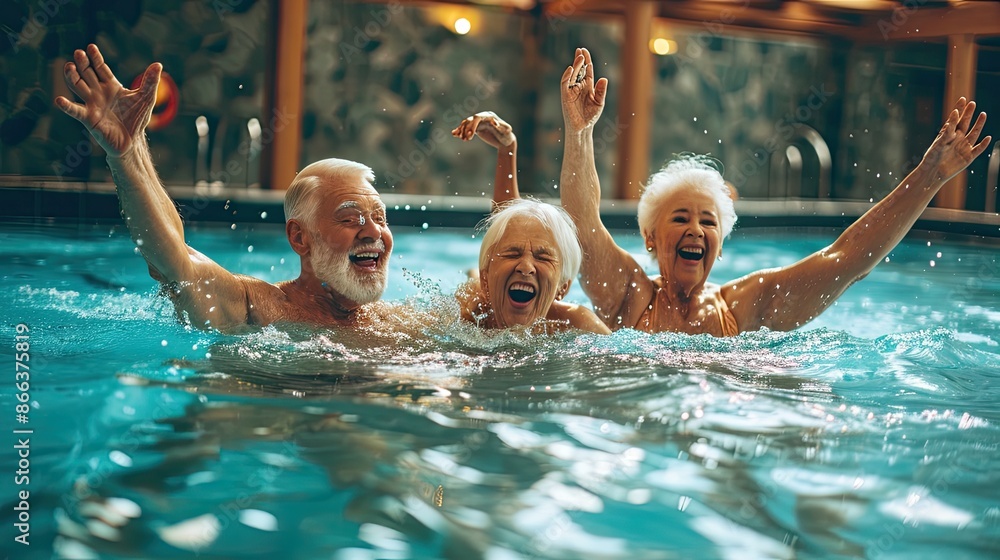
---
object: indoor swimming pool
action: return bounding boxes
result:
[1,222,999,558]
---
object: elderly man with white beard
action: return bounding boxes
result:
[56,44,392,333]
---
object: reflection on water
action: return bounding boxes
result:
[45,320,1000,559]
[2,226,999,558]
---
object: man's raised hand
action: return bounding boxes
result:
[55,44,162,158]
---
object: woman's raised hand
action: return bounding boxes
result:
[55,44,161,158]
[451,111,516,149]
[921,97,991,185]
[560,47,608,133]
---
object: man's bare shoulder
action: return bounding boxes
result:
[235,275,298,326]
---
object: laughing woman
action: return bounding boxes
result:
[558,47,990,336]
[451,112,609,334]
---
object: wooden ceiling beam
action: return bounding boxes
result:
[862,2,1000,41]
[536,0,1000,40]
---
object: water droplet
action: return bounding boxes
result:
[161,340,168,347]
[422,223,429,229]
[260,211,268,219]
[247,245,254,253]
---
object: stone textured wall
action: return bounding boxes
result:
[2,1,988,208]
[304,7,957,203]
[0,0,268,185]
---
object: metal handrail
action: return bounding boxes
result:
[768,123,832,198]
[986,139,999,213]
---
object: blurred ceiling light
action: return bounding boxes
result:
[649,37,677,56]
[425,6,480,35]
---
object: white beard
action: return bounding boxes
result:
[309,239,388,305]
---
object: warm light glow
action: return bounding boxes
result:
[425,6,480,35]
[649,37,677,56]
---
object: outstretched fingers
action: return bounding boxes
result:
[560,64,575,87]
[73,49,101,91]
[87,43,119,86]
[54,96,86,122]
[971,134,993,160]
[957,100,977,133]
[966,111,987,143]
[63,61,91,98]
[594,77,608,106]
[569,52,586,88]
[940,108,961,138]
[581,47,595,81]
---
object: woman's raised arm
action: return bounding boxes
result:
[559,48,652,327]
[452,111,520,208]
[724,97,990,332]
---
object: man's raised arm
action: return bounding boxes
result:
[56,44,251,331]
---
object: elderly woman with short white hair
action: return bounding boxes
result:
[558,47,990,337]
[452,113,609,334]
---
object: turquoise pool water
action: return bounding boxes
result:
[1,222,999,558]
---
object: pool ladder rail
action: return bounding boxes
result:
[768,123,833,199]
[986,139,999,213]
[194,116,263,190]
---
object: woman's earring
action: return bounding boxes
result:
[646,246,653,253]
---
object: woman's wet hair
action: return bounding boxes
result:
[637,153,738,242]
[284,159,376,226]
[478,198,582,285]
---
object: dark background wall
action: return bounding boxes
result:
[1,1,996,210]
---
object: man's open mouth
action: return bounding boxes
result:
[349,251,381,270]
[677,246,705,261]
[507,282,536,305]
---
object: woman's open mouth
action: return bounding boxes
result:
[507,282,536,307]
[677,246,705,261]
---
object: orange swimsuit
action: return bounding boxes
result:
[636,285,740,337]
[714,291,739,337]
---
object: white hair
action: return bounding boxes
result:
[283,158,376,226]
[478,199,582,285]
[637,155,737,240]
